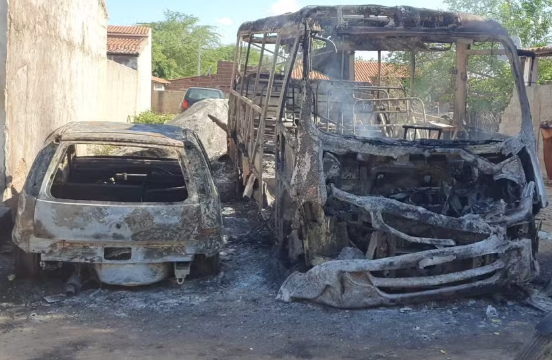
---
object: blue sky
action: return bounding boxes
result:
[106,0,446,44]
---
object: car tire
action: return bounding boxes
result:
[14,247,40,278]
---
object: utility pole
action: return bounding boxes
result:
[197,43,201,76]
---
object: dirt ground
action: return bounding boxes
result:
[1,164,552,359]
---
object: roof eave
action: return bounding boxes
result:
[107,51,140,56]
[107,33,150,38]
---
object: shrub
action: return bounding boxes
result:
[132,110,175,124]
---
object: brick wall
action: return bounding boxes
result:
[166,61,234,93]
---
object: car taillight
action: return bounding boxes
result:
[183,99,189,109]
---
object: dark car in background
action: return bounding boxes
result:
[181,87,224,112]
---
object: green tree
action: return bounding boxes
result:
[142,10,223,79]
[142,11,268,80]
[388,0,552,117]
[445,0,552,47]
[445,0,552,83]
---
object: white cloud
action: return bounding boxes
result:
[217,17,233,26]
[269,0,300,15]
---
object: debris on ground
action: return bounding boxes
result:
[337,247,365,260]
[168,99,229,159]
[43,294,67,304]
[210,156,238,202]
[540,231,552,242]
[486,305,499,319]
[524,289,552,313]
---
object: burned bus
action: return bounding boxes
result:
[226,5,546,307]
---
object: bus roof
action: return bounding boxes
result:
[237,5,508,39]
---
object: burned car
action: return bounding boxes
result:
[226,5,547,307]
[13,122,222,286]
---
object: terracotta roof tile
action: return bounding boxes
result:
[152,76,171,84]
[355,61,409,81]
[291,61,408,81]
[525,45,552,56]
[107,37,146,55]
[107,25,150,36]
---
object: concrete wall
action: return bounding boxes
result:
[0,0,8,193]
[104,60,139,122]
[500,85,552,176]
[152,90,185,114]
[136,32,152,114]
[4,0,108,198]
[106,35,151,115]
[108,54,138,70]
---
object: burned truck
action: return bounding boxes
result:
[226,5,547,307]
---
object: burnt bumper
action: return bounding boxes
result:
[277,184,537,308]
[277,235,535,308]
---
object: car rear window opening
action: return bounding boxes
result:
[186,88,224,100]
[49,144,188,203]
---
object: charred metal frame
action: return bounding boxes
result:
[228,5,546,307]
[13,122,223,286]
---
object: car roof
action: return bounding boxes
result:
[186,87,223,92]
[48,121,199,147]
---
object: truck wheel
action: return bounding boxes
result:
[14,247,40,278]
[191,254,220,278]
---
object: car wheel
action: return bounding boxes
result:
[14,247,40,278]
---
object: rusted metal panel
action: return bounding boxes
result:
[33,201,202,242]
[38,243,195,263]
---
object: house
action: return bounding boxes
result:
[291,60,409,83]
[152,76,170,92]
[107,25,152,113]
[151,76,180,114]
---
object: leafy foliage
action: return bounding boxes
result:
[142,11,229,79]
[467,46,515,112]
[387,0,552,120]
[445,0,552,83]
[142,11,271,80]
[445,0,552,47]
[388,45,515,118]
[132,110,175,124]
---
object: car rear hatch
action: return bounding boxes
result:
[31,141,218,252]
[33,200,202,243]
